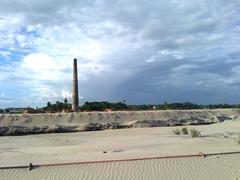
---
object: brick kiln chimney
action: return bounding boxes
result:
[72,58,79,112]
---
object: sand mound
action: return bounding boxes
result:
[0,109,240,135]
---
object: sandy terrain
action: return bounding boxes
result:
[1,109,240,135]
[0,119,240,180]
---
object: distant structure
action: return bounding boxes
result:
[72,58,79,112]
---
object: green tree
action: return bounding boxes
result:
[47,102,51,107]
[64,98,68,104]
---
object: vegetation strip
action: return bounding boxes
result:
[0,151,240,170]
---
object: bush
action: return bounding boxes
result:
[237,138,240,145]
[181,127,188,135]
[190,129,201,138]
[173,129,181,135]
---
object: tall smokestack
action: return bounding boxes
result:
[72,58,79,112]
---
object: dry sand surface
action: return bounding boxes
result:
[1,109,240,135]
[0,120,240,179]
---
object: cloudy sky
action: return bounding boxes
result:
[0,0,240,108]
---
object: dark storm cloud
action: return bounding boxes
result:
[0,0,240,107]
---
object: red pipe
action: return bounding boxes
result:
[0,151,239,170]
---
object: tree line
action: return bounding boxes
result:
[41,100,240,112]
[128,102,240,110]
[42,98,71,111]
[2,100,240,113]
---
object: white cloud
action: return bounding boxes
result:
[172,64,199,72]
[22,53,57,72]
[0,50,11,59]
[61,90,71,98]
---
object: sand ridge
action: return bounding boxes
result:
[1,109,240,135]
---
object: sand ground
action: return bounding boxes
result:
[0,120,240,180]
